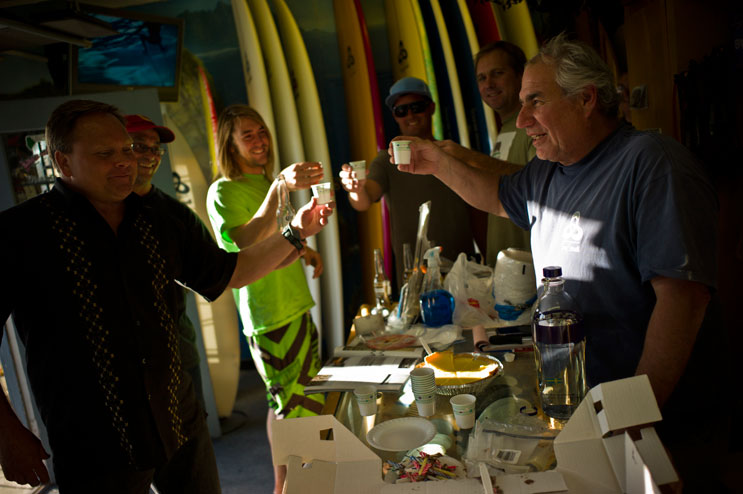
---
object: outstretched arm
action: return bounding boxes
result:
[393,137,519,218]
[227,197,333,288]
[0,391,50,487]
[228,162,324,249]
[338,163,383,212]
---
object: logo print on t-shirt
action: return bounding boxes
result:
[561,211,583,252]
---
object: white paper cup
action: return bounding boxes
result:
[415,397,436,417]
[354,384,378,416]
[392,140,411,165]
[450,394,476,429]
[349,160,367,180]
[311,182,334,205]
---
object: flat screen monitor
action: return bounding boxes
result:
[70,6,184,102]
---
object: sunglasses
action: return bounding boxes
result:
[132,142,166,156]
[392,100,429,118]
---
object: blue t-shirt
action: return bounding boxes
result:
[499,123,717,385]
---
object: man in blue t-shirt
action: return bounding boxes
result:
[393,35,717,409]
[392,34,728,488]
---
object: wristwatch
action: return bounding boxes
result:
[281,224,304,252]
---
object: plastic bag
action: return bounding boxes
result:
[443,253,495,327]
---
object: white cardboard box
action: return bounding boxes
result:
[553,375,678,493]
[272,375,677,493]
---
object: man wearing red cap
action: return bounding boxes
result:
[124,114,175,196]
[125,114,206,410]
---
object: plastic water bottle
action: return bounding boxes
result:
[531,266,586,420]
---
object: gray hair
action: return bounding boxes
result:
[529,33,620,118]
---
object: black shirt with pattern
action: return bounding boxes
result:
[0,179,237,472]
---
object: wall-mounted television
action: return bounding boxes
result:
[70,6,184,102]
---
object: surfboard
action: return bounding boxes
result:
[230,0,279,172]
[491,0,539,59]
[384,0,443,141]
[456,0,498,152]
[466,0,501,47]
[428,0,469,148]
[418,0,467,146]
[196,63,219,181]
[333,0,384,306]
[248,0,323,338]
[355,0,394,284]
[439,0,490,154]
[272,0,345,356]
[163,113,241,421]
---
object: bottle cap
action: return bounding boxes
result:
[543,266,562,278]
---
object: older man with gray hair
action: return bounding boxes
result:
[392,34,725,490]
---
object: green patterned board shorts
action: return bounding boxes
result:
[246,311,325,418]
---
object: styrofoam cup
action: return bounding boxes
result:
[450,394,476,429]
[392,140,411,165]
[311,182,334,204]
[354,384,377,416]
[415,397,436,417]
[349,160,366,180]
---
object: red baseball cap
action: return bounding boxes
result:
[124,114,175,143]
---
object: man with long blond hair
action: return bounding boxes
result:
[206,104,326,494]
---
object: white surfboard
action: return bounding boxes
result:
[163,113,241,421]
[273,0,344,356]
[248,0,323,338]
[231,0,279,172]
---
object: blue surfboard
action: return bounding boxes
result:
[439,0,490,154]
[417,0,459,143]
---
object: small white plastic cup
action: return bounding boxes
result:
[450,394,476,429]
[311,182,334,205]
[349,160,367,180]
[415,397,436,417]
[392,140,411,165]
[354,384,378,416]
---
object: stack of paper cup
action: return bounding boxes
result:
[353,384,378,416]
[409,367,437,417]
[450,394,476,429]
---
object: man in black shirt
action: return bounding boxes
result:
[125,114,207,410]
[0,100,332,493]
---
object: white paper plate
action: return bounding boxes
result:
[366,417,436,452]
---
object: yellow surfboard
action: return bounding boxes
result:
[491,0,539,59]
[385,0,443,140]
[273,0,345,355]
[333,0,384,306]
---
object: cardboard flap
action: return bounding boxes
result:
[627,428,678,488]
[284,455,338,494]
[494,471,568,493]
[272,415,381,464]
[589,376,661,436]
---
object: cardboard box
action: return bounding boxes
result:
[273,375,677,493]
[553,375,678,493]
